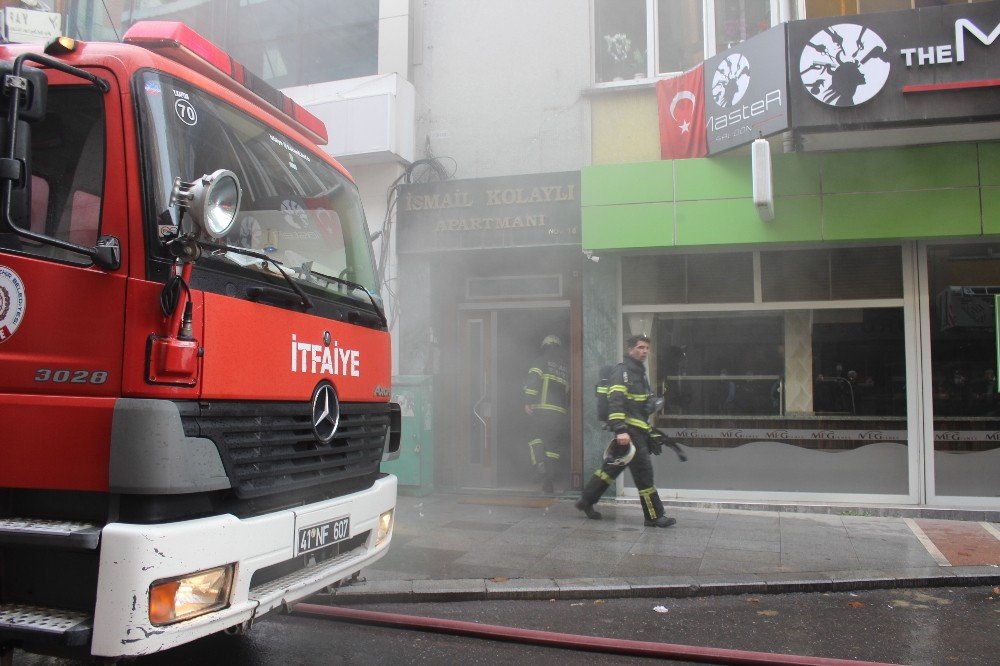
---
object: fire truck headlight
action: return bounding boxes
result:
[149,564,235,626]
[376,509,394,546]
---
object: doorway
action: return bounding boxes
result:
[457,304,570,490]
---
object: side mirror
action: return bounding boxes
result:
[0,64,46,233]
[0,62,48,121]
[0,54,116,269]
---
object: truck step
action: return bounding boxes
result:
[0,604,92,647]
[0,518,101,550]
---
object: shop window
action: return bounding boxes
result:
[594,0,776,83]
[761,246,903,301]
[926,243,1000,498]
[623,306,908,496]
[688,251,754,302]
[622,252,753,304]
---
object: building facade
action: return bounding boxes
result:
[583,0,1000,510]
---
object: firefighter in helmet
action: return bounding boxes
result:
[523,334,570,493]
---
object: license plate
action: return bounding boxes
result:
[297,516,350,555]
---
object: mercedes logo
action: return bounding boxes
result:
[310,381,340,444]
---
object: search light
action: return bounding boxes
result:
[170,169,242,239]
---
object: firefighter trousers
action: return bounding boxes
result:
[527,409,568,486]
[580,429,665,521]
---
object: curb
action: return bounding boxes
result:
[316,567,1000,605]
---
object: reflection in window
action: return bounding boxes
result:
[136,72,378,296]
[658,0,704,74]
[595,0,647,82]
[804,0,987,18]
[0,88,105,265]
[625,306,908,495]
[623,252,754,304]
[927,243,1000,498]
[593,1,777,83]
[715,0,771,51]
[114,0,378,87]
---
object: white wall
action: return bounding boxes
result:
[412,0,593,178]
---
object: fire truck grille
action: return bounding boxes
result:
[180,401,390,500]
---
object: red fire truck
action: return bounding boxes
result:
[0,22,399,660]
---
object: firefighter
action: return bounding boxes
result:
[523,334,570,493]
[575,334,676,528]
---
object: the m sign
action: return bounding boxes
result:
[901,16,1000,67]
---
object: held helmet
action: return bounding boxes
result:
[602,441,636,467]
[542,334,562,348]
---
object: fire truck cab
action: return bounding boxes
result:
[0,22,399,660]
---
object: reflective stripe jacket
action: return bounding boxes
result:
[523,353,569,414]
[607,355,652,435]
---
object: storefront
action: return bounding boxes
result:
[396,171,585,492]
[582,1,1000,508]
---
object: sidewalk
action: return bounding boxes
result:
[325,493,1000,603]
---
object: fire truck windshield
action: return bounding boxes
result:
[136,71,379,299]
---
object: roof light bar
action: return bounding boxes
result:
[122,21,328,145]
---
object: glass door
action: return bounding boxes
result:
[457,311,498,488]
[923,242,1000,506]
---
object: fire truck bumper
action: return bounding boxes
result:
[90,474,397,658]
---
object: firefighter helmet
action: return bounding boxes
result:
[602,441,636,467]
[542,334,562,348]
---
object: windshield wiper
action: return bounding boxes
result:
[198,240,313,310]
[306,267,388,329]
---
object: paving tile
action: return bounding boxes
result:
[611,553,703,577]
[699,559,777,575]
[702,546,782,565]
[454,549,548,571]
[708,537,781,552]
[530,557,617,579]
[550,538,640,555]
[784,537,859,552]
[629,541,709,558]
[441,520,515,532]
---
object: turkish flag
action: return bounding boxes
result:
[656,65,707,160]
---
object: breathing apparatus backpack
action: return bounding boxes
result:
[595,363,689,462]
[594,363,626,423]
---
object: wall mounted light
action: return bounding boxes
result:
[751,137,774,222]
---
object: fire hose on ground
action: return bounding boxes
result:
[291,602,901,666]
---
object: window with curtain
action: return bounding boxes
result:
[594,0,775,83]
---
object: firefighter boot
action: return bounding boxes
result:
[575,475,609,520]
[640,488,676,528]
[542,452,559,493]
